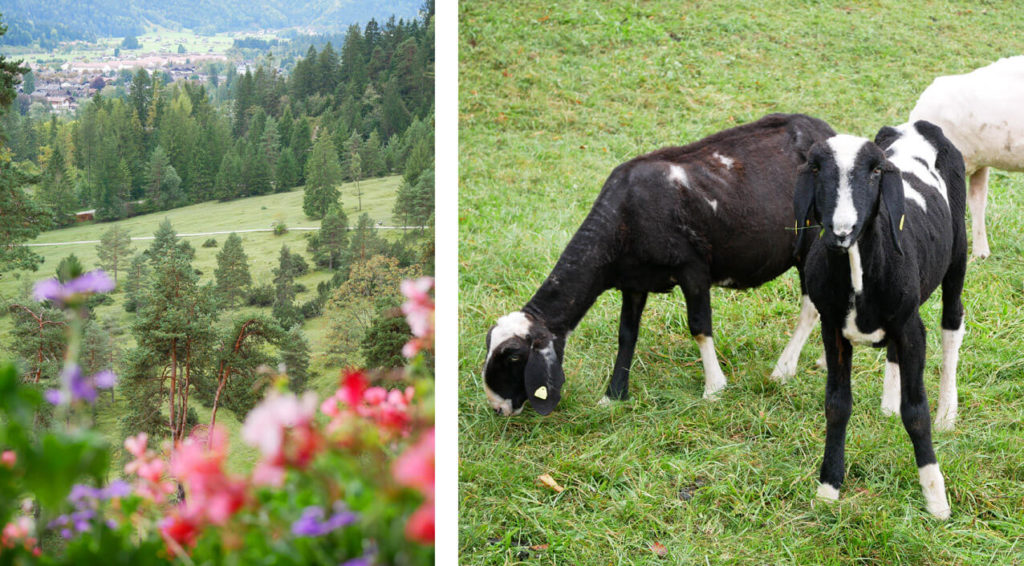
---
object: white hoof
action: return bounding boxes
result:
[880,397,901,417]
[972,243,990,259]
[702,381,725,401]
[597,396,612,407]
[770,363,794,383]
[815,354,826,369]
[933,409,957,432]
[816,483,839,502]
[919,463,950,520]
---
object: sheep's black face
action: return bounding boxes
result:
[796,136,890,253]
[483,312,565,416]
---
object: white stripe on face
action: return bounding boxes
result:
[485,311,531,367]
[827,135,869,240]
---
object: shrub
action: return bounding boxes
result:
[202,238,218,248]
[273,222,288,236]
[246,284,276,307]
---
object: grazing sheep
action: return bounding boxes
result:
[909,55,1024,258]
[483,113,835,416]
[794,120,967,519]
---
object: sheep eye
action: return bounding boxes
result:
[872,167,882,175]
[508,355,520,363]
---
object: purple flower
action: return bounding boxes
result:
[49,365,118,405]
[101,480,132,499]
[340,558,372,566]
[33,270,114,306]
[69,484,102,505]
[291,503,358,537]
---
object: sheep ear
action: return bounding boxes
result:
[880,165,905,255]
[524,340,564,416]
[792,165,817,260]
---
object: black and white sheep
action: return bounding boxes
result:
[909,55,1024,258]
[483,113,835,416]
[795,120,967,519]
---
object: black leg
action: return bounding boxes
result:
[679,274,727,399]
[605,290,648,401]
[895,315,951,518]
[818,323,853,496]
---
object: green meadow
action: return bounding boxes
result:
[2,176,401,472]
[459,1,1024,564]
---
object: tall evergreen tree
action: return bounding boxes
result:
[271,245,303,329]
[123,253,149,313]
[290,116,312,178]
[279,326,310,393]
[145,146,184,211]
[275,146,300,191]
[307,205,350,271]
[214,232,253,306]
[96,224,134,284]
[360,297,410,370]
[302,135,342,219]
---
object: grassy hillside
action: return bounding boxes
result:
[2,175,401,473]
[459,1,1024,564]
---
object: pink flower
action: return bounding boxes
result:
[400,277,434,357]
[242,391,322,486]
[160,511,201,550]
[124,433,175,501]
[1,450,15,468]
[394,428,435,545]
[169,428,247,526]
[1,516,38,554]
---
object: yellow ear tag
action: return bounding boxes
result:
[819,228,825,238]
[899,214,905,231]
[806,219,811,226]
[534,386,548,400]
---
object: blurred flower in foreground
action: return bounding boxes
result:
[290,502,357,537]
[394,428,435,544]
[45,364,116,405]
[33,270,114,307]
[242,390,322,486]
[168,427,247,528]
[320,370,415,439]
[124,433,175,502]
[400,276,434,358]
[1,516,39,556]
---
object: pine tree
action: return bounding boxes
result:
[360,297,410,370]
[6,297,67,384]
[205,315,285,429]
[280,326,311,393]
[275,147,300,191]
[271,245,303,329]
[350,151,363,211]
[214,232,253,306]
[303,135,342,219]
[96,224,134,284]
[123,254,149,313]
[307,205,349,270]
[290,116,312,178]
[39,139,78,226]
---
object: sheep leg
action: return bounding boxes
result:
[771,294,819,382]
[680,278,727,400]
[817,324,853,502]
[895,315,950,519]
[935,257,966,431]
[603,290,648,403]
[880,344,901,416]
[968,167,990,258]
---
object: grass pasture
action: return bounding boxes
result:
[459,2,1024,564]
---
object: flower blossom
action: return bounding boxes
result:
[290,502,357,537]
[169,428,247,527]
[1,516,39,556]
[1,450,14,468]
[46,365,117,405]
[242,390,322,486]
[400,277,434,358]
[320,370,415,439]
[393,428,435,545]
[124,433,175,502]
[33,270,115,306]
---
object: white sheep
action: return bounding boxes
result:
[909,55,1024,258]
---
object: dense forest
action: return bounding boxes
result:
[0,5,435,445]
[0,0,423,46]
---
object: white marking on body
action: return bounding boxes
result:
[713,152,735,169]
[827,135,867,240]
[886,123,948,208]
[843,307,885,344]
[696,334,727,400]
[705,198,719,212]
[668,164,689,188]
[771,295,819,381]
[714,278,734,287]
[934,321,965,432]
[880,361,901,416]
[816,482,840,501]
[918,463,951,519]
[848,243,864,293]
